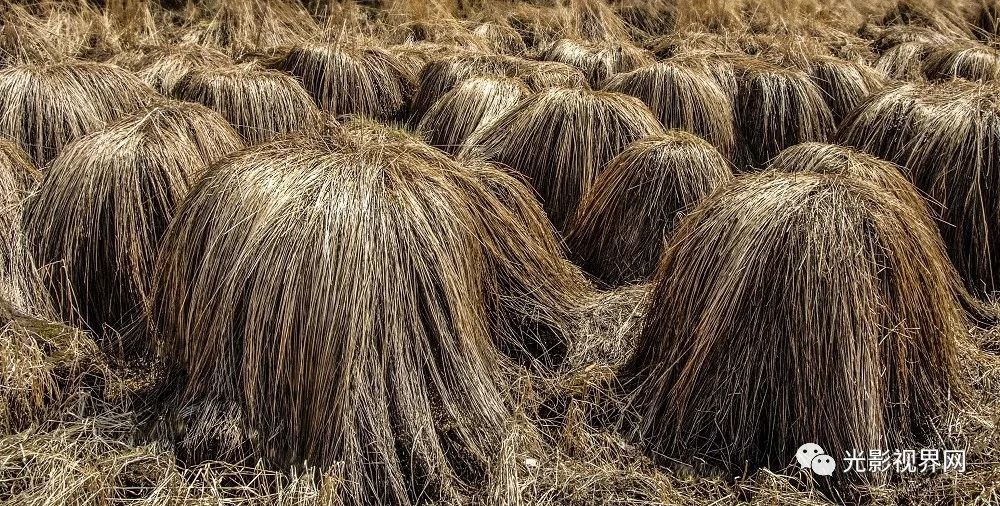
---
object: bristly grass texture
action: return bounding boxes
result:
[542,38,653,87]
[734,62,835,169]
[901,81,1000,296]
[417,75,529,154]
[0,140,51,318]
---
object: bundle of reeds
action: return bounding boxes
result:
[278,42,416,120]
[24,101,243,354]
[171,63,321,144]
[542,39,653,87]
[132,44,234,95]
[806,56,886,126]
[417,76,529,154]
[734,62,835,169]
[901,81,1000,296]
[566,132,733,286]
[461,87,664,231]
[836,82,931,166]
[152,123,588,503]
[0,61,153,166]
[923,42,1000,82]
[409,53,518,122]
[622,170,965,484]
[875,41,931,80]
[604,61,736,159]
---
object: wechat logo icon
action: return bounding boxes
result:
[797,443,836,476]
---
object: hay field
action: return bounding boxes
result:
[2,0,1000,504]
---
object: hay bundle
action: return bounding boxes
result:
[133,45,234,95]
[565,132,733,287]
[735,63,835,169]
[471,22,528,55]
[410,53,518,123]
[622,170,964,480]
[24,101,243,351]
[417,76,529,155]
[901,81,1000,295]
[277,42,416,121]
[542,39,653,88]
[923,43,1000,82]
[806,56,886,126]
[767,141,999,324]
[0,140,50,317]
[767,142,924,211]
[152,124,586,503]
[604,61,736,160]
[836,82,931,167]
[461,87,664,231]
[875,41,931,80]
[171,63,321,144]
[873,24,954,52]
[667,50,744,101]
[515,59,589,91]
[0,61,153,167]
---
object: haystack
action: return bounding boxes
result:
[409,53,518,123]
[836,82,931,168]
[874,41,931,80]
[461,87,664,231]
[565,132,733,287]
[542,39,653,88]
[923,43,1000,82]
[152,123,587,504]
[622,171,965,484]
[806,56,886,126]
[0,61,153,166]
[417,76,529,155]
[0,140,50,317]
[515,59,589,91]
[171,63,321,144]
[604,61,736,160]
[768,141,999,325]
[902,81,1000,296]
[734,62,835,169]
[471,22,528,55]
[278,42,416,121]
[24,101,243,353]
[133,44,234,95]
